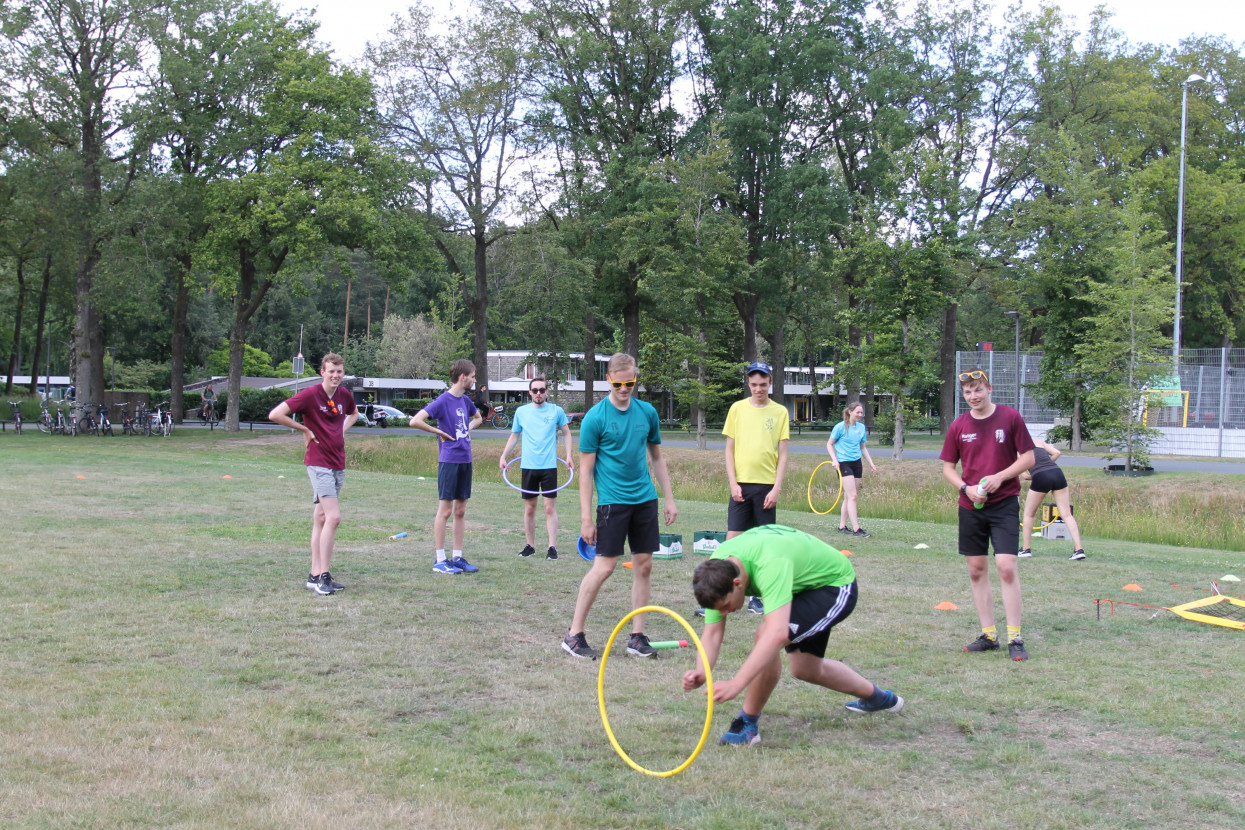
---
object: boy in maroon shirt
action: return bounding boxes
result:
[940,368,1035,660]
[269,353,358,595]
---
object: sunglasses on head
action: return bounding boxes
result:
[958,370,989,382]
[609,378,637,389]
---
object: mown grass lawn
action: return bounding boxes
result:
[2,431,1242,829]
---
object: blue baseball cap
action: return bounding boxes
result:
[746,361,772,377]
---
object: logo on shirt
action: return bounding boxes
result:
[788,622,799,635]
[961,432,978,443]
[764,417,776,431]
[995,429,1005,443]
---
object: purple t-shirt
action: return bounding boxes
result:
[423,390,477,463]
[940,404,1035,508]
[285,384,356,470]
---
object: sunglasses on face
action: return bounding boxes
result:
[958,370,989,383]
[530,387,547,393]
[609,378,637,389]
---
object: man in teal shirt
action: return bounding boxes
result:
[561,353,677,660]
[685,525,904,746]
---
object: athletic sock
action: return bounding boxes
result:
[740,711,759,725]
[1007,625,1022,643]
[453,550,463,560]
[865,684,891,707]
[436,549,447,563]
[982,625,998,642]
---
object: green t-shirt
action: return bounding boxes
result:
[703,525,854,624]
[578,395,662,505]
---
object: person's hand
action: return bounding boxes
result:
[664,500,678,526]
[979,475,999,494]
[869,460,878,474]
[581,522,597,546]
[499,456,508,472]
[831,459,840,470]
[967,483,988,505]
[730,483,743,503]
[763,487,779,510]
[682,669,706,692]
[713,678,741,703]
[302,429,318,448]
[438,430,452,442]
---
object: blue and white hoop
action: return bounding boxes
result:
[501,456,576,496]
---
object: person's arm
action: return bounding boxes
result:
[648,443,678,525]
[712,603,793,703]
[560,423,573,464]
[682,618,726,691]
[410,408,453,441]
[725,437,743,502]
[499,432,520,471]
[944,459,983,505]
[579,451,598,544]
[1044,441,1062,463]
[468,409,484,430]
[269,401,316,449]
[825,433,840,467]
[979,449,1036,494]
[343,406,358,433]
[764,439,788,510]
[861,441,877,474]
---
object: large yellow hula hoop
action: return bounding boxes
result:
[807,461,844,516]
[597,605,714,778]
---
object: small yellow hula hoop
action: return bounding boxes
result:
[807,461,844,516]
[597,605,714,778]
[1023,505,1059,532]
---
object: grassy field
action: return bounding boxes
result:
[2,431,1243,829]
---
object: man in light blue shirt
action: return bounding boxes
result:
[500,377,573,560]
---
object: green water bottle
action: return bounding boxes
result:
[974,482,987,509]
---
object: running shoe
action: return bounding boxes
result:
[518,544,536,558]
[1069,549,1087,561]
[546,546,558,560]
[432,561,463,575]
[747,597,764,615]
[307,573,337,595]
[694,608,706,618]
[1017,548,1032,558]
[449,556,479,573]
[322,572,345,591]
[1008,638,1030,661]
[964,633,1000,652]
[562,631,597,660]
[838,526,853,534]
[852,528,871,538]
[845,690,904,714]
[627,632,657,658]
[719,716,760,746]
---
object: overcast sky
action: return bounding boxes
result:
[280,0,1234,66]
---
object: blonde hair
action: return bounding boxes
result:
[607,352,637,375]
[843,401,863,427]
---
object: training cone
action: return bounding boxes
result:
[223,475,232,479]
[914,543,930,550]
[622,562,633,569]
[840,549,852,557]
[1221,574,1240,583]
[76,475,85,479]
[1122,583,1143,591]
[934,601,959,610]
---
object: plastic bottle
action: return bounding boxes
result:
[974,482,987,509]
[389,531,408,540]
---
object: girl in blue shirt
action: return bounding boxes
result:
[826,401,877,537]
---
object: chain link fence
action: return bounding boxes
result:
[954,348,1245,459]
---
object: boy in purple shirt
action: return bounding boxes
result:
[940,368,1035,661]
[411,359,484,574]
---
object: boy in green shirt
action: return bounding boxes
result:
[685,525,903,746]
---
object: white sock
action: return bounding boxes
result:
[452,550,463,560]
[436,549,447,563]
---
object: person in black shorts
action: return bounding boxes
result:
[1019,440,1086,560]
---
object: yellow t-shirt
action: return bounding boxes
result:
[722,398,790,484]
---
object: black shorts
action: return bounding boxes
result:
[437,461,472,502]
[784,581,858,659]
[727,482,776,532]
[1028,468,1068,494]
[595,499,660,558]
[839,458,863,479]
[521,467,559,499]
[958,495,1020,556]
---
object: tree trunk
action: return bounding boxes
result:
[225,247,276,431]
[169,255,192,424]
[471,228,490,389]
[1071,394,1083,451]
[939,302,958,435]
[583,310,596,411]
[5,256,25,395]
[733,292,758,363]
[622,262,640,359]
[695,329,708,450]
[765,327,785,404]
[893,407,905,461]
[27,255,52,396]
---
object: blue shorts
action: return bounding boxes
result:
[437,461,473,502]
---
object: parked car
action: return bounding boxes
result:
[566,412,586,425]
[360,404,408,428]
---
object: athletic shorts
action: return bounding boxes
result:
[958,495,1020,556]
[784,581,858,659]
[521,467,559,500]
[839,458,863,479]
[1028,468,1068,494]
[437,461,473,502]
[595,499,660,558]
[727,482,776,532]
[307,465,345,504]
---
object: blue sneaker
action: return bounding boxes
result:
[719,715,760,746]
[845,690,904,714]
[747,596,764,615]
[432,561,463,575]
[449,556,479,573]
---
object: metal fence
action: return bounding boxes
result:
[954,348,1245,459]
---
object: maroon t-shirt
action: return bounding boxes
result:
[940,404,1035,508]
[285,384,357,470]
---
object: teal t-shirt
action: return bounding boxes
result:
[703,525,854,624]
[578,396,661,505]
[829,420,867,462]
[511,402,568,469]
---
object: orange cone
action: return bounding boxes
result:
[934,601,959,610]
[222,475,232,479]
[840,549,852,557]
[1122,583,1143,591]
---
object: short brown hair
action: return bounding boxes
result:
[450,359,476,383]
[607,352,637,375]
[320,353,344,370]
[529,376,547,391]
[693,559,740,609]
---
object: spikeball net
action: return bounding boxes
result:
[1094,584,1245,631]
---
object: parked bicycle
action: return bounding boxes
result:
[53,401,73,435]
[147,403,174,437]
[482,404,509,430]
[75,403,98,436]
[97,403,114,437]
[36,400,54,433]
[7,401,22,435]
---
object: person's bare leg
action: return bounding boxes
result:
[967,556,996,629]
[787,651,874,697]
[630,553,653,634]
[433,500,452,550]
[569,555,619,635]
[544,496,558,548]
[1053,488,1084,550]
[996,555,1023,628]
[740,649,783,716]
[312,497,341,575]
[1022,488,1043,551]
[842,476,859,530]
[523,498,537,547]
[451,499,467,550]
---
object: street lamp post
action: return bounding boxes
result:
[1004,311,1021,411]
[106,347,116,393]
[1174,72,1205,369]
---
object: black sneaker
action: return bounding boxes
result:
[694,608,706,618]
[322,571,345,591]
[519,544,536,558]
[562,631,597,659]
[546,546,558,560]
[626,632,657,658]
[308,573,337,595]
[1008,638,1030,661]
[964,633,999,652]
[1069,549,1087,561]
[1017,548,1032,558]
[838,526,853,534]
[852,528,871,538]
